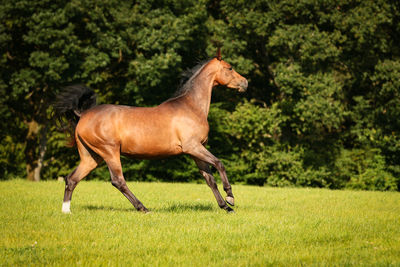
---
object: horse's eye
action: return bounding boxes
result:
[228,67,232,71]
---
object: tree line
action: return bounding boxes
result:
[1,0,399,190]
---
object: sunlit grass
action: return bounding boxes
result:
[0,180,399,266]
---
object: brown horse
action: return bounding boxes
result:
[54,50,248,213]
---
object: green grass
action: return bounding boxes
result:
[1,180,399,266]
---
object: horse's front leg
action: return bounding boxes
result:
[187,144,234,212]
[192,157,234,212]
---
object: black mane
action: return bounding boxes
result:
[172,59,211,98]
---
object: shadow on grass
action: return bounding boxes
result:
[156,202,215,213]
[82,205,134,212]
[82,202,215,213]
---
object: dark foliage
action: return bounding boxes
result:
[1,0,399,190]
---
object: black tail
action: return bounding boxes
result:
[53,84,97,146]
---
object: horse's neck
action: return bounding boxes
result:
[186,70,216,118]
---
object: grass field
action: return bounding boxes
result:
[1,180,399,266]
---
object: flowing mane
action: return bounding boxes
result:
[172,59,212,98]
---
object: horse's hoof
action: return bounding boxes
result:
[226,196,235,206]
[138,207,149,213]
[225,206,235,213]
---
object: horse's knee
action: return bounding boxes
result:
[215,160,225,172]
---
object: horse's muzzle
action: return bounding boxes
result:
[238,80,248,92]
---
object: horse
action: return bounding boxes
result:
[54,49,248,213]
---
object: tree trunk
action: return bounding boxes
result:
[34,126,47,181]
[25,121,47,181]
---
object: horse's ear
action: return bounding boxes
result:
[216,47,222,61]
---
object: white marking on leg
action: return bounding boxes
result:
[62,201,71,214]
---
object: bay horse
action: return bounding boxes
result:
[54,49,248,213]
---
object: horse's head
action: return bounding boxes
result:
[213,48,248,92]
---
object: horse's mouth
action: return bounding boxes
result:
[238,86,247,93]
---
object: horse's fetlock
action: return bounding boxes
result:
[223,185,232,192]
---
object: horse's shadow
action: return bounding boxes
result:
[83,205,132,212]
[82,202,215,213]
[157,202,215,213]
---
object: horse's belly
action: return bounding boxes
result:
[120,135,182,159]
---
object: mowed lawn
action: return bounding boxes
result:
[0,180,399,266]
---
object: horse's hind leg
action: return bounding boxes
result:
[101,147,148,212]
[62,140,101,213]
